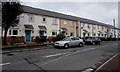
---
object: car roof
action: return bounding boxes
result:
[66,36,79,38]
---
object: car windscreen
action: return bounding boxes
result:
[62,38,71,41]
[84,37,92,41]
[85,37,92,39]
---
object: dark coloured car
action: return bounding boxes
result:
[84,36,101,45]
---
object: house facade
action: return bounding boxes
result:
[6,6,60,43]
[2,5,120,44]
[78,18,108,38]
[59,19,77,37]
[115,28,120,38]
[97,25,108,38]
[107,25,120,38]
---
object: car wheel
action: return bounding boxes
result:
[92,42,95,45]
[99,42,101,45]
[64,44,69,48]
[79,43,83,47]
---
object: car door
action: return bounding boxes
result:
[94,37,99,43]
[74,37,80,46]
[69,38,76,46]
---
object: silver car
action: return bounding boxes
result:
[54,37,84,48]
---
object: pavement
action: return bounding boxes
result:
[1,42,54,54]
[1,45,54,54]
[96,53,120,72]
[1,41,120,72]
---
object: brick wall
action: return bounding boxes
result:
[3,36,25,43]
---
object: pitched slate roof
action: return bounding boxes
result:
[22,5,77,21]
[22,5,120,30]
[78,17,109,27]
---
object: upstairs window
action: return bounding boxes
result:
[42,17,47,23]
[28,15,34,22]
[64,20,67,24]
[82,23,85,28]
[52,18,58,25]
[102,34,103,36]
[102,26,104,29]
[105,34,106,37]
[43,18,46,21]
[93,26,96,29]
[88,24,90,28]
[70,21,74,27]
[98,26,99,29]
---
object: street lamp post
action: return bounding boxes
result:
[113,19,115,38]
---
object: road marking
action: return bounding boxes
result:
[82,68,94,72]
[95,53,120,71]
[65,48,95,56]
[0,63,10,66]
[44,53,67,58]
[75,48,95,53]
[41,48,95,66]
[41,57,62,67]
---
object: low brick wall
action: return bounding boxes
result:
[3,36,47,44]
[4,36,25,44]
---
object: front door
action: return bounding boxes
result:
[39,31,44,36]
[25,30,31,43]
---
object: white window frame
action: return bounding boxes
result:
[51,31,57,36]
[9,29,19,36]
[9,30,12,35]
[28,15,34,22]
[88,24,90,28]
[64,20,67,24]
[102,26,104,29]
[70,21,74,27]
[83,23,85,28]
[52,18,58,25]
[98,26,99,29]
[42,16,47,23]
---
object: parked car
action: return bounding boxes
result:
[84,36,101,45]
[54,37,84,48]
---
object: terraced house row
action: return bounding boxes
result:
[2,5,120,43]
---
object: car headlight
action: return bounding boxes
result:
[59,42,65,46]
[90,40,93,42]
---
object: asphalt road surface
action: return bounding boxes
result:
[1,41,119,72]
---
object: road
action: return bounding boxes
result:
[1,41,119,72]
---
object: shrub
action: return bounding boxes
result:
[52,37,57,42]
[40,36,47,42]
[56,32,66,41]
[34,36,41,43]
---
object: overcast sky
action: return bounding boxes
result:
[20,1,118,27]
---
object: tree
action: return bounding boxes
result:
[56,32,66,41]
[2,2,23,45]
